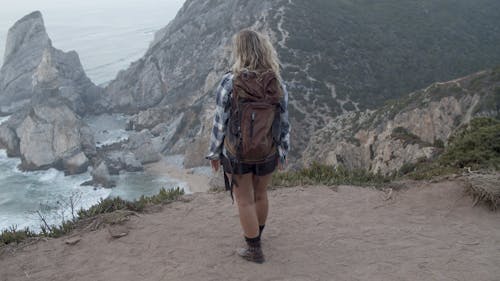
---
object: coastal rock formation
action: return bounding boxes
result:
[104,0,277,167]
[0,11,107,175]
[0,11,102,115]
[0,125,20,157]
[0,11,50,113]
[104,0,500,167]
[303,69,500,175]
[124,130,161,164]
[90,162,116,188]
[15,102,95,174]
[103,151,144,175]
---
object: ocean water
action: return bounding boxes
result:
[0,0,185,84]
[0,115,10,126]
[0,114,187,232]
[84,113,130,147]
[0,0,187,232]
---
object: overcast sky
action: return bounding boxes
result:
[0,0,185,82]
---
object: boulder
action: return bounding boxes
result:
[15,103,95,173]
[90,162,116,188]
[63,151,90,175]
[0,125,20,157]
[125,130,161,164]
[104,151,143,175]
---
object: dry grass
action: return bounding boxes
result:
[464,172,500,211]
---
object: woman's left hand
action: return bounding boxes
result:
[211,159,220,172]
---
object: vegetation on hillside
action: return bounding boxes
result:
[279,0,500,111]
[1,187,184,246]
[399,117,500,180]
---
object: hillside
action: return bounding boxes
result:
[303,67,500,174]
[1,182,499,280]
[103,0,500,163]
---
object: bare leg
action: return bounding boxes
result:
[231,173,259,238]
[253,173,273,226]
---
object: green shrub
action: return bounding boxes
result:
[398,162,417,175]
[391,127,431,147]
[439,118,500,170]
[433,139,445,149]
[401,117,500,180]
[0,225,38,245]
[272,163,392,188]
[406,163,459,181]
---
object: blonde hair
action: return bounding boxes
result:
[231,29,281,80]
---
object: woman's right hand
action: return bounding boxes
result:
[211,159,220,173]
[278,158,287,171]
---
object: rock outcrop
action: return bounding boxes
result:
[89,162,116,188]
[15,101,95,174]
[0,125,20,157]
[124,130,161,164]
[303,68,500,175]
[0,11,107,175]
[0,11,102,115]
[103,151,144,175]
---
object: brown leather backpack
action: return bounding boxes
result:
[224,69,282,165]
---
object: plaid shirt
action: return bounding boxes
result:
[206,72,291,163]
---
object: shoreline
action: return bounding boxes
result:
[144,157,212,194]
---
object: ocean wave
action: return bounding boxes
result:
[0,115,11,125]
[38,168,63,182]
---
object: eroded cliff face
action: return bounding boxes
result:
[105,0,500,167]
[104,0,277,113]
[303,69,500,175]
[105,0,285,167]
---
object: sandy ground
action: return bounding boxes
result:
[1,181,499,281]
[144,158,212,193]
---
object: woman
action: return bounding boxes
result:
[206,29,290,264]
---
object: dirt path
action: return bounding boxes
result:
[1,181,499,281]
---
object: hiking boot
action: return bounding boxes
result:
[236,246,265,264]
[237,236,265,264]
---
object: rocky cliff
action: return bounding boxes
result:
[303,67,500,175]
[0,11,102,115]
[0,12,101,174]
[104,0,500,166]
[0,11,171,176]
[2,2,500,174]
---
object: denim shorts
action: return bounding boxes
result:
[221,154,277,176]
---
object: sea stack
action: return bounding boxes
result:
[0,11,103,115]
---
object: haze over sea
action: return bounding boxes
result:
[0,0,184,84]
[0,0,185,232]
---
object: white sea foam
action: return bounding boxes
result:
[84,114,130,148]
[1,146,189,232]
[0,115,11,125]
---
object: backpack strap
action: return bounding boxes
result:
[222,154,239,204]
